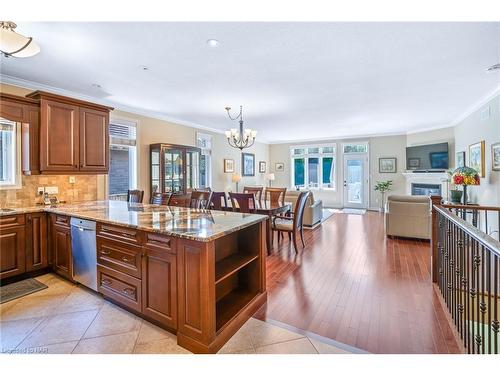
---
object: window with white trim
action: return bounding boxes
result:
[108,120,137,200]
[196,133,212,189]
[290,145,336,190]
[0,118,21,188]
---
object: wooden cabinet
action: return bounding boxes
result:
[0,216,26,280]
[39,99,80,172]
[51,216,73,280]
[26,91,113,174]
[98,264,142,312]
[142,238,177,329]
[150,143,202,197]
[25,213,48,272]
[79,107,109,172]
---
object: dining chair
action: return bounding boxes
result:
[264,187,287,206]
[127,190,144,203]
[228,192,256,213]
[272,191,310,253]
[243,186,264,201]
[190,190,213,209]
[209,192,228,210]
[150,192,172,205]
[169,194,191,207]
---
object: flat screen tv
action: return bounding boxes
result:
[406,142,449,171]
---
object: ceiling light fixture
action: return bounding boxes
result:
[206,39,220,47]
[224,106,257,150]
[91,83,102,88]
[486,63,500,73]
[139,65,149,71]
[0,21,40,58]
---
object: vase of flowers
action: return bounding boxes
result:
[452,166,480,205]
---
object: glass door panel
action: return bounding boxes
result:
[343,155,367,208]
[186,150,200,191]
[151,149,160,193]
[164,148,183,193]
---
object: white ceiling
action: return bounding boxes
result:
[1,22,499,143]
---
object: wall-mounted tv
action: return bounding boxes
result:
[406,142,449,171]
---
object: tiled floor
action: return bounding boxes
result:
[0,274,356,354]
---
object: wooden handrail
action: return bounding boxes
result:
[441,203,500,212]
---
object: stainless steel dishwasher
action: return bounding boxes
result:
[70,218,97,291]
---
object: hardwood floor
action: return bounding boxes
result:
[254,211,461,354]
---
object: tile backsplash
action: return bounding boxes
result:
[0,174,99,208]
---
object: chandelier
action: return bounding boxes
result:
[0,21,40,58]
[224,106,257,150]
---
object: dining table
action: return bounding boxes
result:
[222,200,292,254]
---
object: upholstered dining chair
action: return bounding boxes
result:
[264,187,287,206]
[127,190,144,203]
[209,192,228,210]
[150,192,172,205]
[228,192,256,213]
[243,186,264,201]
[190,190,213,209]
[272,191,310,253]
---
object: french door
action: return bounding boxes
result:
[343,154,368,209]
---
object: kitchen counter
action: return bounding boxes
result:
[2,200,267,242]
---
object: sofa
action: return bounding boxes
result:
[384,195,431,240]
[284,190,323,227]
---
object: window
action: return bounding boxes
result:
[0,118,21,188]
[108,120,137,200]
[196,133,212,189]
[342,143,368,154]
[291,144,335,190]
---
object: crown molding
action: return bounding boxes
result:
[448,85,500,127]
[0,74,228,136]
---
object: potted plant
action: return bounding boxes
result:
[374,180,393,213]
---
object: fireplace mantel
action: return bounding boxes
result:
[402,171,449,198]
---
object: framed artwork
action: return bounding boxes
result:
[492,142,500,171]
[379,157,397,173]
[469,141,485,177]
[259,161,267,173]
[429,152,449,169]
[242,153,255,176]
[456,151,466,168]
[408,158,420,169]
[275,162,285,172]
[223,158,235,173]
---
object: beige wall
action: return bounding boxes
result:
[454,94,499,234]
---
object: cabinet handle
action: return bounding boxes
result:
[101,278,112,286]
[122,288,135,296]
[122,256,133,263]
[100,250,111,255]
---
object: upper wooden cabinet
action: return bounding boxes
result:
[25,90,113,174]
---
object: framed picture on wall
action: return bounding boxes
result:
[492,142,500,171]
[408,158,420,169]
[275,162,285,172]
[456,151,466,168]
[379,157,397,173]
[224,158,235,173]
[469,141,485,177]
[242,153,255,176]
[259,161,267,173]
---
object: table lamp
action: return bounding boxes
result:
[266,173,275,187]
[232,173,242,192]
[452,166,480,205]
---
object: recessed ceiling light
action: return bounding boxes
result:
[486,63,500,73]
[206,39,220,47]
[139,65,149,71]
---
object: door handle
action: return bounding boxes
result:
[343,181,347,187]
[101,278,112,286]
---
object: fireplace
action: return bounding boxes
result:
[411,183,441,196]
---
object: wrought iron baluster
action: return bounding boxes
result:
[487,249,491,354]
[480,245,485,354]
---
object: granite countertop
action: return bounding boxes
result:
[1,200,267,242]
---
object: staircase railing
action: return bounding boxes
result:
[431,196,500,354]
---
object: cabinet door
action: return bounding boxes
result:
[79,108,109,172]
[0,226,26,279]
[21,105,41,175]
[26,213,48,272]
[142,247,177,329]
[52,224,73,280]
[40,99,80,172]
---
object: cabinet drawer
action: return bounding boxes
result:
[53,214,70,228]
[97,237,142,278]
[97,265,142,313]
[144,232,176,254]
[0,214,25,229]
[97,223,142,245]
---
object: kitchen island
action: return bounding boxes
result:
[0,200,268,353]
